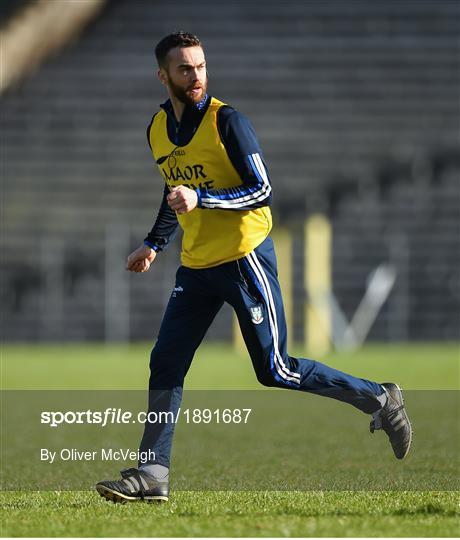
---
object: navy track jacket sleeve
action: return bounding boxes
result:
[196,106,272,210]
[144,183,178,252]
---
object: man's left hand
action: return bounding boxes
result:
[167,186,198,214]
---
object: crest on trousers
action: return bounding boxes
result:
[250,304,264,325]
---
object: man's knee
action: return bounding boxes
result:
[149,344,178,381]
[149,342,193,385]
[253,354,300,389]
[255,367,281,388]
[149,338,181,367]
[149,344,160,371]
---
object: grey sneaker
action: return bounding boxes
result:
[96,468,169,503]
[370,383,412,459]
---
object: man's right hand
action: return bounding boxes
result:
[126,244,157,273]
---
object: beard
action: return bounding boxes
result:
[166,74,208,106]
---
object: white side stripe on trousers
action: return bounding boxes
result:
[246,251,300,384]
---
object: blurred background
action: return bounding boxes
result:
[1,0,459,355]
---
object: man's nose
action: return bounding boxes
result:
[190,67,200,80]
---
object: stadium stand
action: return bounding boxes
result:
[1,0,459,342]
[1,0,106,93]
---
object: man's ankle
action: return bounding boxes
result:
[138,463,169,481]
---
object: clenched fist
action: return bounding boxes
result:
[126,244,156,273]
[167,186,198,214]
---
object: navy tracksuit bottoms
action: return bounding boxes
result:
[139,236,385,468]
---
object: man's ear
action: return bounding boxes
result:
[157,68,167,85]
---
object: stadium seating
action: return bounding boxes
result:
[2,0,458,341]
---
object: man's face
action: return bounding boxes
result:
[159,46,208,105]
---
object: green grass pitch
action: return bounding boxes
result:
[1,342,459,537]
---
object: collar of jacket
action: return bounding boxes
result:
[160,94,210,127]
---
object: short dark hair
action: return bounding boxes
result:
[155,32,202,68]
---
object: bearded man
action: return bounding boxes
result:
[96,32,411,503]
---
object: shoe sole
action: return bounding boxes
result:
[96,484,168,503]
[384,383,413,460]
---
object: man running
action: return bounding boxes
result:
[96,32,412,503]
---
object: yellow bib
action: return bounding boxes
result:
[149,97,272,269]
